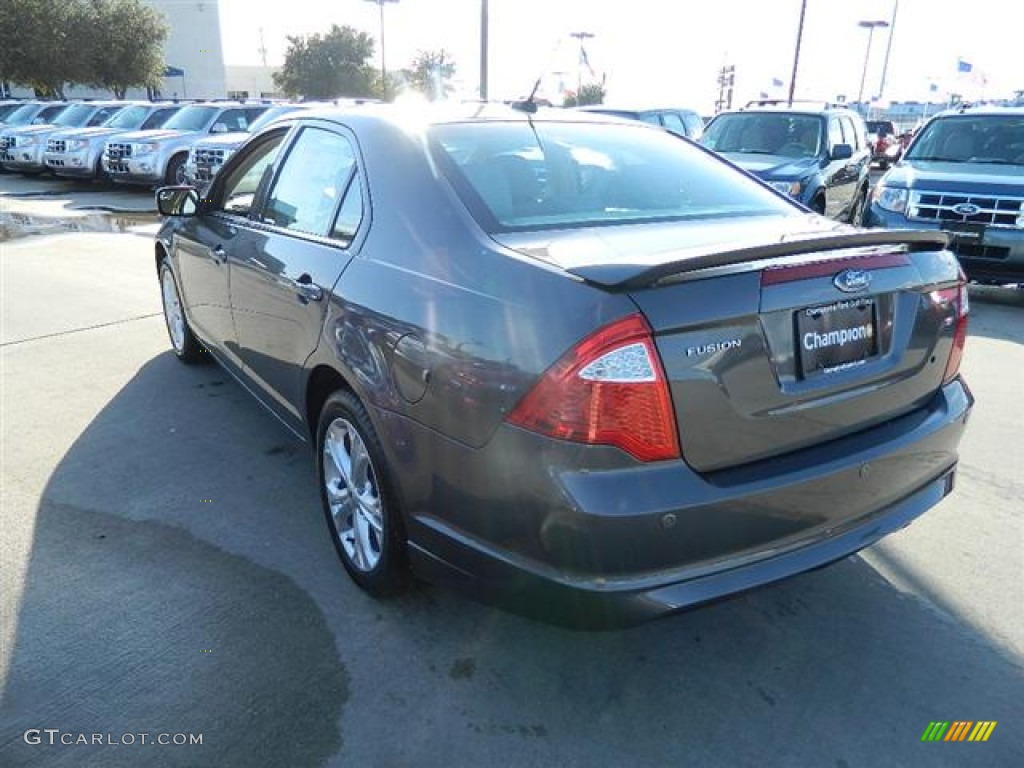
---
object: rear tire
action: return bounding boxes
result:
[159,258,205,364]
[317,389,408,597]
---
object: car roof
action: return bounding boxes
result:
[931,105,1024,118]
[287,101,666,130]
[576,105,699,114]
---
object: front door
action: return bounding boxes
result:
[229,124,365,428]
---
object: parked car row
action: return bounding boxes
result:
[1,97,383,190]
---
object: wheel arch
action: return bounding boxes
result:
[305,364,357,440]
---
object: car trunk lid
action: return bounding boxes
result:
[495,218,962,471]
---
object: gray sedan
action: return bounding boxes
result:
[154,104,972,627]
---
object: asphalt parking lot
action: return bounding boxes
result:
[1,174,1022,767]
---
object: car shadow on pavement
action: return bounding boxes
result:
[967,285,1024,345]
[3,352,1021,767]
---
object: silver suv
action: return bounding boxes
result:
[103,102,268,186]
[44,102,182,181]
[2,102,124,173]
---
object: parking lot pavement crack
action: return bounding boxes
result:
[1,313,163,348]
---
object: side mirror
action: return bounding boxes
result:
[830,143,853,161]
[156,186,199,217]
[210,122,228,133]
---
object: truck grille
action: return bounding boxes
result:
[106,142,132,159]
[908,190,1024,229]
[194,147,227,181]
[47,139,67,153]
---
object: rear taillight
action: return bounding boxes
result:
[506,314,680,462]
[935,277,969,384]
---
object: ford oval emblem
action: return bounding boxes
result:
[952,202,981,216]
[834,269,872,293]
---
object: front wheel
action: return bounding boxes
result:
[159,259,205,363]
[318,389,408,596]
[164,153,187,186]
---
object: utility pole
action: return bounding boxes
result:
[569,31,594,100]
[787,0,807,106]
[715,64,735,113]
[480,0,488,100]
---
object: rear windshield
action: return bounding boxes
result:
[700,113,824,157]
[905,114,1024,165]
[867,121,895,135]
[161,105,218,132]
[429,121,793,233]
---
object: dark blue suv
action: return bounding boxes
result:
[866,106,1024,285]
[700,101,872,224]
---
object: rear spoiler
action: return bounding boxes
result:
[568,229,950,290]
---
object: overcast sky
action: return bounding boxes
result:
[218,0,1022,109]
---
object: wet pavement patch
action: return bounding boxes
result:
[1,501,347,768]
[0,210,158,242]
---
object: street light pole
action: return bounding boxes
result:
[480,0,489,100]
[365,0,399,100]
[877,0,899,101]
[569,31,594,100]
[787,0,808,106]
[857,20,889,110]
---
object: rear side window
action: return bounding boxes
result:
[682,112,704,138]
[263,127,359,237]
[430,121,794,233]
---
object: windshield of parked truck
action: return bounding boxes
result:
[700,113,824,157]
[161,106,218,132]
[904,114,1024,165]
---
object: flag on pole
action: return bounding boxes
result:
[771,77,784,88]
[580,47,596,78]
[957,58,972,73]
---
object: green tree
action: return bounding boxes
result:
[83,0,168,99]
[0,0,166,98]
[273,25,378,99]
[408,49,456,101]
[574,83,606,106]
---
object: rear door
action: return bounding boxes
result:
[229,123,365,427]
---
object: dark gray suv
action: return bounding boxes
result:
[154,104,972,627]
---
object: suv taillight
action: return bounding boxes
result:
[936,276,969,384]
[505,314,680,462]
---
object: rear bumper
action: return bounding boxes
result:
[395,378,972,628]
[866,205,1024,284]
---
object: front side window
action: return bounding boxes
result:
[840,116,860,150]
[53,104,95,127]
[217,130,288,217]
[142,107,180,130]
[262,127,359,237]
[432,120,795,233]
[34,104,69,124]
[828,117,845,148]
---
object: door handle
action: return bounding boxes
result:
[292,273,323,302]
[212,245,227,264]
